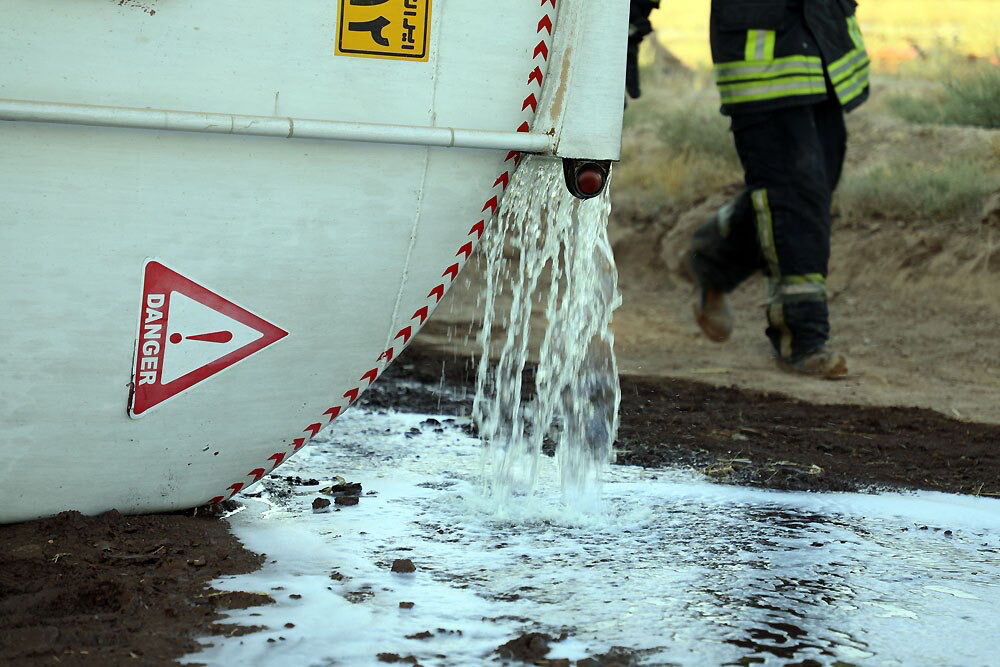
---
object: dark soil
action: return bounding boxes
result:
[0,509,267,666]
[391,558,417,573]
[495,632,557,662]
[364,345,1000,496]
[494,632,641,666]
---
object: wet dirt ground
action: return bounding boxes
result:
[0,509,265,666]
[2,343,998,665]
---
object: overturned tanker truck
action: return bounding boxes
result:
[0,0,629,523]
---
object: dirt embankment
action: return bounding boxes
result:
[0,509,268,666]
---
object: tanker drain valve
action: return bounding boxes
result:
[562,159,611,200]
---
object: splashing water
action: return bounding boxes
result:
[473,157,621,511]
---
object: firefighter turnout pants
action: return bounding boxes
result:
[690,94,847,361]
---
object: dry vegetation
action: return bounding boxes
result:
[887,57,1000,129]
[616,56,1000,232]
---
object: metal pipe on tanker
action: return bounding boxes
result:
[0,98,556,154]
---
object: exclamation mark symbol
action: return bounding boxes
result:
[169,331,234,344]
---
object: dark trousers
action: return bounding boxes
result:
[690,96,847,360]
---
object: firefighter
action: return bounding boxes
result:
[686,0,870,379]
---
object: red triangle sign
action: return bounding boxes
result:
[129,260,288,417]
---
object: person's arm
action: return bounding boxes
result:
[626,0,661,99]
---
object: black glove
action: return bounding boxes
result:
[626,0,660,100]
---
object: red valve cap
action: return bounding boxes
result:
[576,166,605,196]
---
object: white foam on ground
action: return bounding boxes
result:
[185,409,1000,666]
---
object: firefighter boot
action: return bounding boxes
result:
[695,290,733,343]
[682,250,733,343]
[776,346,848,380]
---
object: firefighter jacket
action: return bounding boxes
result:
[710,0,870,115]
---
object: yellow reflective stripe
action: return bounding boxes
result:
[847,16,866,50]
[744,30,776,62]
[715,54,822,71]
[744,31,757,61]
[743,31,756,62]
[719,78,827,104]
[829,48,868,82]
[835,65,870,104]
[762,30,776,61]
[714,57,824,83]
[755,191,792,358]
[752,190,779,277]
[782,274,825,285]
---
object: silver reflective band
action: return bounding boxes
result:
[836,68,870,103]
[717,201,737,238]
[719,78,826,102]
[780,283,827,296]
[754,31,767,60]
[715,59,824,82]
[830,49,868,82]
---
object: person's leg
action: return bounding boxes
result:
[729,104,836,363]
[688,188,761,294]
[685,111,773,343]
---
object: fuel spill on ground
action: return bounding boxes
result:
[187,408,1000,666]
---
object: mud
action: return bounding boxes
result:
[391,559,417,573]
[364,345,1000,497]
[495,632,559,662]
[0,509,265,666]
[493,632,641,666]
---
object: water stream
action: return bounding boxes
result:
[474,157,621,511]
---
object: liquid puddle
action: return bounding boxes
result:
[187,410,1000,666]
[474,157,621,512]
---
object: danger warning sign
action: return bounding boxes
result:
[129,261,289,417]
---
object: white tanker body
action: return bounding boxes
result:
[0,0,628,523]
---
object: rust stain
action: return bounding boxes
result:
[548,45,573,123]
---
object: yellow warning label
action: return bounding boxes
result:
[336,0,432,62]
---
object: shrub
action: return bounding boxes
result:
[838,159,994,222]
[888,64,1000,129]
[655,104,738,160]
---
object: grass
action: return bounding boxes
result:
[614,59,999,227]
[887,63,1000,129]
[616,79,742,215]
[838,158,995,223]
[654,103,735,159]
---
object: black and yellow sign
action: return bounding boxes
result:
[336,0,432,62]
